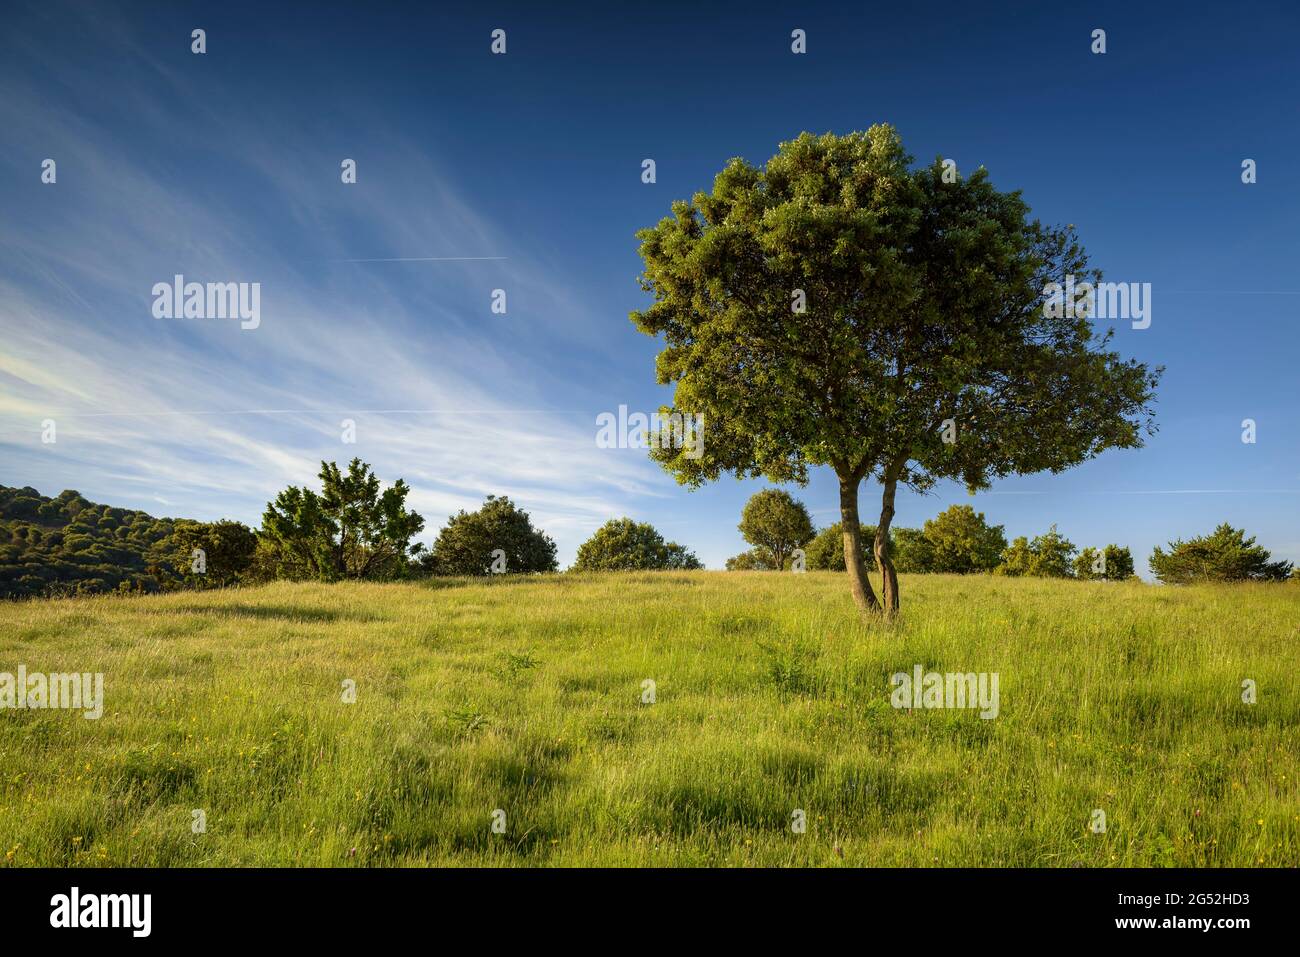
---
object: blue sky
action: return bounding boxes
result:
[2,0,1298,574]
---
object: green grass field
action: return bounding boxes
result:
[1,572,1296,867]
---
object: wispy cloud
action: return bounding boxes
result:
[0,10,669,561]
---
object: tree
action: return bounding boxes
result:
[1074,546,1104,580]
[631,126,1159,614]
[996,536,1034,577]
[891,527,934,573]
[1149,524,1292,584]
[156,519,258,588]
[804,522,879,572]
[572,518,701,571]
[1101,544,1136,581]
[1072,544,1135,581]
[1029,525,1076,578]
[428,495,558,576]
[996,525,1076,577]
[737,489,814,572]
[260,459,425,581]
[664,541,705,570]
[919,505,1006,573]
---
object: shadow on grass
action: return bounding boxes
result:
[150,604,375,623]
[411,571,707,592]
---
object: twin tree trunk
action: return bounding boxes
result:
[837,468,901,616]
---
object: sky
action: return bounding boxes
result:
[1,0,1298,574]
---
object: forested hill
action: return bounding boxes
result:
[0,485,183,599]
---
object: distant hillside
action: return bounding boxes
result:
[0,485,183,599]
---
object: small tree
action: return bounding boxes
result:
[260,459,424,581]
[632,126,1159,614]
[919,505,1006,573]
[737,489,814,572]
[429,495,558,576]
[1149,524,1292,584]
[572,518,701,571]
[664,541,705,570]
[995,526,1076,578]
[1101,545,1136,580]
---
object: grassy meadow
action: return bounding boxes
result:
[0,571,1296,867]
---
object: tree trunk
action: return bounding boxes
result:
[839,475,880,613]
[874,467,901,615]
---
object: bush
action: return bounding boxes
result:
[725,548,778,571]
[996,525,1076,578]
[572,518,701,571]
[1149,524,1292,584]
[802,522,879,572]
[918,505,1006,573]
[429,495,558,576]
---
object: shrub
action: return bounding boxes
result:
[917,505,1006,573]
[997,526,1077,578]
[1149,524,1292,584]
[803,523,879,572]
[429,495,558,576]
[572,518,700,571]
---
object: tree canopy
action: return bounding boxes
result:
[428,495,558,576]
[631,125,1160,613]
[996,525,1076,578]
[260,459,424,581]
[0,485,182,597]
[916,505,1006,573]
[572,518,702,571]
[737,489,814,571]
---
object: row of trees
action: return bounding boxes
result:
[0,462,704,597]
[261,462,705,579]
[196,461,706,585]
[722,489,1291,584]
[2,467,1292,598]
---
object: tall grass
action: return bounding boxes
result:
[0,572,1296,866]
